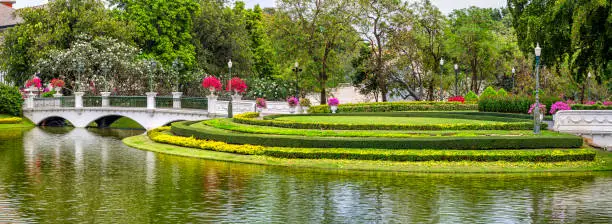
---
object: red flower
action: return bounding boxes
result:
[50,78,65,88]
[448,96,465,103]
[202,76,222,91]
[226,77,247,93]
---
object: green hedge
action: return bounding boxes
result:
[171,121,582,150]
[308,101,477,113]
[151,127,594,162]
[478,95,561,115]
[234,112,545,131]
[264,148,595,162]
[0,84,23,116]
[571,104,612,110]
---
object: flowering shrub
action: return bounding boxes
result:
[202,76,222,92]
[328,98,339,106]
[226,77,248,93]
[448,96,465,103]
[50,78,65,88]
[0,117,22,124]
[148,127,265,155]
[528,103,547,114]
[604,101,612,106]
[585,101,596,105]
[256,98,267,108]
[549,101,571,114]
[25,77,42,88]
[287,96,299,107]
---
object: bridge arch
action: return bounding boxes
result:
[38,116,74,127]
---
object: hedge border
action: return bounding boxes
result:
[151,127,594,162]
[308,101,478,113]
[0,117,22,124]
[171,121,582,150]
[234,112,546,131]
[571,104,612,110]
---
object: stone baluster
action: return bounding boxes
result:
[74,92,84,109]
[53,92,63,108]
[146,92,157,110]
[172,92,183,109]
[26,92,36,109]
[101,92,111,107]
[207,95,217,115]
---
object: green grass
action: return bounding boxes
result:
[123,135,612,173]
[201,119,567,138]
[0,114,35,129]
[275,115,506,125]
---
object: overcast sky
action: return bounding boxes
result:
[15,0,506,14]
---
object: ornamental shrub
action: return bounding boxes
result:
[287,96,299,107]
[465,91,478,103]
[497,88,508,97]
[549,101,571,114]
[308,101,477,113]
[299,98,311,107]
[478,95,561,115]
[226,77,247,93]
[0,117,22,124]
[328,98,339,106]
[480,86,498,98]
[202,76,222,91]
[448,96,465,103]
[256,98,267,108]
[0,84,23,116]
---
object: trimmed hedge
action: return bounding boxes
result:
[0,117,22,124]
[234,112,545,131]
[571,104,612,110]
[0,84,23,116]
[478,95,562,115]
[151,127,594,162]
[308,101,477,113]
[171,121,582,150]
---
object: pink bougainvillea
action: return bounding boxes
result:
[327,98,340,106]
[549,101,571,114]
[287,96,299,107]
[25,77,42,88]
[528,103,546,114]
[256,98,267,108]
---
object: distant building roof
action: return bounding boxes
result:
[0,3,22,30]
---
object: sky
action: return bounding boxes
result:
[15,0,506,14]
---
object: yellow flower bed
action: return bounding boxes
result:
[148,126,265,155]
[0,117,22,124]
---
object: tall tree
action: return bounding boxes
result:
[112,0,200,68]
[0,0,133,85]
[246,5,278,78]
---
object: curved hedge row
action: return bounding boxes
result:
[152,127,594,162]
[171,121,582,150]
[234,112,545,131]
[308,101,477,113]
[571,104,612,110]
[0,117,22,124]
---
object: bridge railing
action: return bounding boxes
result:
[109,96,147,108]
[182,97,208,110]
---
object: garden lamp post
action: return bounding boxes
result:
[439,58,444,101]
[227,59,233,118]
[533,43,542,135]
[292,61,302,98]
[587,72,592,102]
[454,64,458,96]
[511,67,516,92]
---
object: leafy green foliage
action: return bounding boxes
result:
[480,86,498,98]
[0,84,23,116]
[465,91,479,103]
[497,88,509,97]
[571,104,612,110]
[478,95,562,115]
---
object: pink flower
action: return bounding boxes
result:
[226,77,247,93]
[256,98,267,108]
[202,76,222,91]
[585,101,596,105]
[549,101,571,114]
[287,96,299,107]
[328,98,340,106]
[603,101,612,106]
[528,103,546,114]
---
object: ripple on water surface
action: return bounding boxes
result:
[0,127,611,223]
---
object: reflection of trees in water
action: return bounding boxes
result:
[1,127,612,222]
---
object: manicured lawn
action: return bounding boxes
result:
[123,135,612,173]
[275,115,508,125]
[0,114,35,129]
[200,119,568,138]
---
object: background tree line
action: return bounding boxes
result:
[1,0,609,103]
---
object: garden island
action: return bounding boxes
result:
[0,0,611,222]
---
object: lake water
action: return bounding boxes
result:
[1,128,612,223]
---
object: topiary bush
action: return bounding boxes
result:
[465,91,479,103]
[478,95,561,115]
[480,86,498,98]
[0,84,23,116]
[497,88,508,97]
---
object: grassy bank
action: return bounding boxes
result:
[0,114,35,129]
[123,135,612,173]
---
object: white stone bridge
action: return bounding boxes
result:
[23,92,293,130]
[554,110,612,150]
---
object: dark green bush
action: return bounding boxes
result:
[308,101,477,114]
[478,95,561,115]
[234,112,545,131]
[171,121,581,150]
[0,84,23,116]
[264,148,595,162]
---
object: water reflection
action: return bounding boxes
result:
[0,128,611,223]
